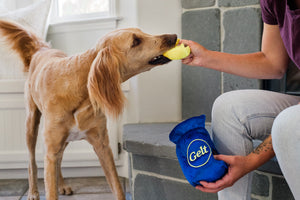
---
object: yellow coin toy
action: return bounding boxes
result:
[163,39,191,60]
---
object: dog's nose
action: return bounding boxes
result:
[161,34,178,47]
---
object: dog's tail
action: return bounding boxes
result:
[0,20,49,72]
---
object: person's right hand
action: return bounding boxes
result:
[180,39,207,67]
[195,154,254,193]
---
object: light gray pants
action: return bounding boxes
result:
[211,89,300,200]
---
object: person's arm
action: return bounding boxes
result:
[181,23,289,79]
[182,23,287,193]
[195,135,275,193]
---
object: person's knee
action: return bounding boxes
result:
[212,91,243,123]
[213,92,233,120]
[272,105,300,149]
[212,91,245,137]
[212,90,256,155]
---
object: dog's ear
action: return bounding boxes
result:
[88,47,125,118]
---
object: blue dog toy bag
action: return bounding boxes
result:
[169,115,228,187]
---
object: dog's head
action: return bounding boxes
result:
[88,28,177,117]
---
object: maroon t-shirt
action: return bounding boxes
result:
[260,0,300,69]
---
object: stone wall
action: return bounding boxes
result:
[182,0,262,121]
[123,123,218,200]
[123,123,295,200]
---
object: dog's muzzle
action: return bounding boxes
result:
[149,55,171,65]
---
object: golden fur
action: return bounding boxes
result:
[0,19,177,200]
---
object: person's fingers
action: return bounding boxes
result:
[200,178,228,190]
[195,185,218,193]
[179,39,196,48]
[195,183,223,193]
[181,54,193,64]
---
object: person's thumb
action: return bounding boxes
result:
[214,154,233,164]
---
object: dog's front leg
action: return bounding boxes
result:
[43,126,68,200]
[57,142,73,195]
[86,127,125,200]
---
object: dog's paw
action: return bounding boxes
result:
[59,185,73,195]
[27,191,40,200]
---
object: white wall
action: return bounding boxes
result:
[15,0,34,8]
[119,0,182,123]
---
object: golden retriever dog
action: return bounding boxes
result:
[0,20,177,200]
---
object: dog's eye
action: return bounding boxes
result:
[132,36,141,48]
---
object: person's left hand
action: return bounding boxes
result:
[195,154,253,193]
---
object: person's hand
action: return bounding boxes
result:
[195,154,253,193]
[180,39,207,66]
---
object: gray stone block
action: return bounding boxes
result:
[182,9,221,121]
[182,0,215,9]
[219,0,259,7]
[223,74,261,92]
[223,7,262,92]
[223,7,262,54]
[123,123,213,159]
[134,174,217,200]
[272,176,295,200]
[182,9,220,51]
[132,154,185,180]
[251,172,269,196]
[182,67,221,121]
[123,123,177,159]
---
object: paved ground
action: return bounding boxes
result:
[0,177,132,200]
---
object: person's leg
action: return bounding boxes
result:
[211,89,300,200]
[272,105,300,199]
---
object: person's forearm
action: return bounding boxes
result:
[244,135,275,173]
[202,50,286,79]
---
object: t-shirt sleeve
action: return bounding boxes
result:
[260,0,278,25]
